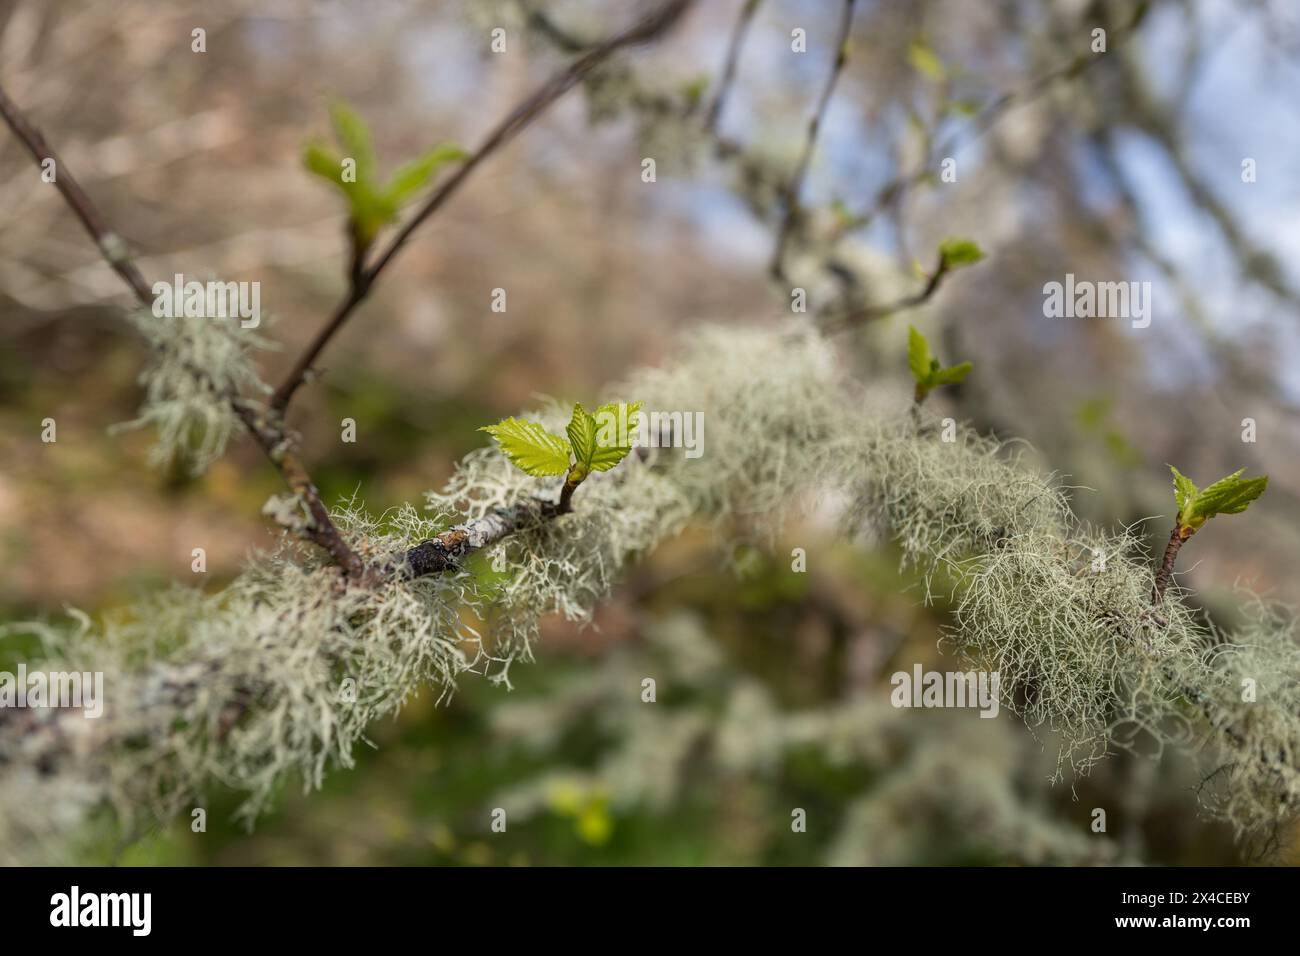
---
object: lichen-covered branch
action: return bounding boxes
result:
[0,84,153,305]
[399,502,547,578]
[3,326,1298,862]
[0,80,367,580]
[0,2,696,582]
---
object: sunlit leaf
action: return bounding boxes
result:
[480,417,572,476]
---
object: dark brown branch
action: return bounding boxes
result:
[1151,525,1187,605]
[397,471,587,579]
[818,253,951,333]
[704,0,763,132]
[521,1,592,53]
[556,470,583,515]
[1142,526,1269,762]
[270,0,694,414]
[0,81,366,580]
[0,84,153,305]
[769,0,856,282]
[398,501,550,578]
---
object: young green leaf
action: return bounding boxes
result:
[330,102,376,185]
[385,144,469,206]
[932,361,972,386]
[481,417,572,477]
[908,327,972,402]
[937,237,985,270]
[304,137,384,245]
[907,40,945,81]
[305,102,467,250]
[589,401,642,472]
[1188,469,1268,522]
[1168,465,1197,519]
[566,401,644,479]
[907,326,932,385]
[1167,465,1268,534]
[304,143,345,184]
[566,403,599,481]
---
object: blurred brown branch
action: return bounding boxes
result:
[704,0,763,133]
[1,0,696,583]
[769,0,857,283]
[0,80,367,579]
[270,0,695,415]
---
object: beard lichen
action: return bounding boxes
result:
[113,308,273,475]
[2,324,1298,862]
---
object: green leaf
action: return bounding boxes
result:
[304,142,346,185]
[932,361,972,386]
[566,403,598,481]
[384,144,469,206]
[330,101,376,185]
[1168,464,1197,518]
[589,401,642,472]
[907,327,973,401]
[480,417,572,477]
[1187,469,1268,523]
[681,74,709,107]
[1168,465,1268,533]
[907,326,932,385]
[938,237,985,269]
[907,40,946,81]
[308,103,467,249]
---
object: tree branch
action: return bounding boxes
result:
[818,252,952,333]
[704,0,763,132]
[1151,525,1186,605]
[845,1,1152,232]
[0,81,367,580]
[769,0,856,282]
[269,0,695,414]
[0,84,153,304]
[398,501,548,578]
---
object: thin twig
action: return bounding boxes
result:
[1151,525,1186,605]
[846,1,1152,231]
[270,0,694,414]
[0,83,153,304]
[769,0,856,282]
[704,0,762,132]
[0,81,367,580]
[818,252,952,333]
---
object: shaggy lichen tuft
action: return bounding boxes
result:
[115,308,273,474]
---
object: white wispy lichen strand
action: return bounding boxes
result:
[112,308,272,474]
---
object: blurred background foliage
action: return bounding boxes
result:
[2,0,1299,864]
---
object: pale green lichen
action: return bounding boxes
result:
[489,611,1114,865]
[114,308,273,474]
[3,324,1299,862]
